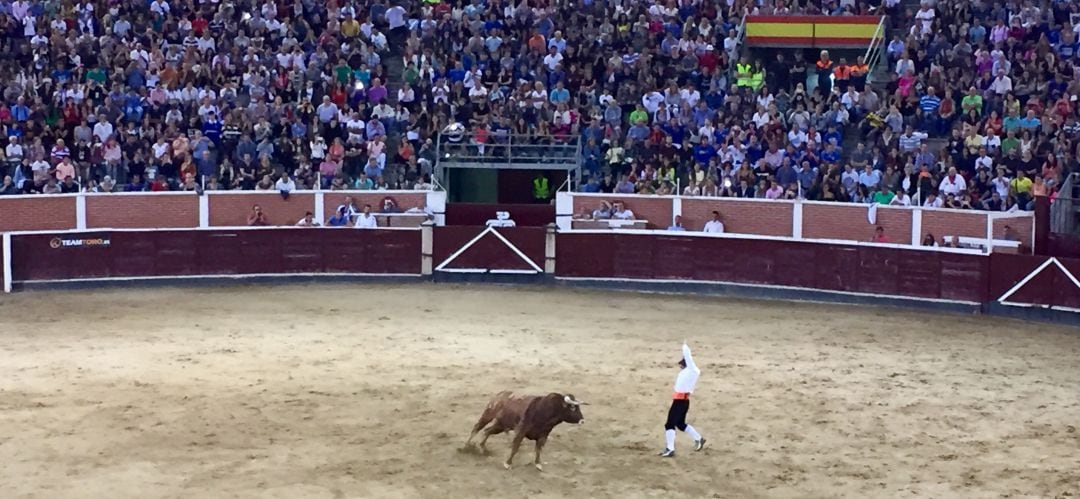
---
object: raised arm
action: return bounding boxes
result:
[682,342,696,371]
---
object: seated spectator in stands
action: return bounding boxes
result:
[276,174,296,199]
[923,192,944,208]
[255,175,275,191]
[1002,225,1020,242]
[668,215,686,231]
[922,234,938,247]
[98,176,116,193]
[126,174,147,192]
[247,205,268,226]
[703,212,725,234]
[380,197,401,214]
[611,201,635,220]
[150,175,171,192]
[42,177,62,194]
[0,176,16,195]
[296,212,320,227]
[327,206,351,227]
[889,188,911,207]
[871,226,890,243]
[592,201,613,220]
[180,174,203,194]
[60,176,80,194]
[354,205,378,229]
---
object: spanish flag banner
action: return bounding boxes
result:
[744,16,882,48]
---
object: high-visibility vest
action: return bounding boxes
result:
[533,177,549,199]
[816,60,833,72]
[833,64,851,79]
[736,63,752,87]
[749,70,764,90]
[851,64,869,77]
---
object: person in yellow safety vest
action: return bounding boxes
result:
[832,57,851,94]
[850,55,870,92]
[749,61,765,91]
[533,173,550,203]
[735,57,753,88]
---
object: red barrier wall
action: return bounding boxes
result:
[556,232,989,303]
[987,254,1080,309]
[8,229,421,282]
[803,203,912,243]
[0,196,77,232]
[86,194,200,229]
[681,199,793,236]
[433,226,546,271]
[566,194,1034,251]
[444,203,554,227]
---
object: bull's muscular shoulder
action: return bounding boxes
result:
[518,393,567,437]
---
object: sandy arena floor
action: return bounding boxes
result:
[1,283,1079,498]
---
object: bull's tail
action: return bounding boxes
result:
[468,391,513,445]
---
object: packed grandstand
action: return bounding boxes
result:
[0,0,1075,214]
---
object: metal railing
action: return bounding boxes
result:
[1050,173,1078,234]
[862,16,888,86]
[726,10,750,86]
[434,133,581,169]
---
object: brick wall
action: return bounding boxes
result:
[86,194,200,229]
[572,195,673,228]
[803,203,913,244]
[0,196,77,232]
[208,193,316,227]
[322,192,427,221]
[993,216,1034,250]
[681,199,794,236]
[920,210,987,245]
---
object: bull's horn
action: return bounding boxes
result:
[564,395,581,406]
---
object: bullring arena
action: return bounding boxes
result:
[2,191,1080,498]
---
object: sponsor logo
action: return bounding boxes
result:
[49,236,111,249]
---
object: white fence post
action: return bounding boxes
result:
[911,208,922,246]
[2,232,11,293]
[792,199,803,239]
[75,194,87,230]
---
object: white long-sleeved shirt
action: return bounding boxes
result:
[354,213,378,229]
[673,343,700,394]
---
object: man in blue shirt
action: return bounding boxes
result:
[10,98,29,122]
[692,139,715,165]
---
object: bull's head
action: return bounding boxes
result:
[562,394,587,424]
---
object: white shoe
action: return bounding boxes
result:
[658,448,675,458]
[694,438,707,451]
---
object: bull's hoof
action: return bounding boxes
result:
[503,463,512,470]
[535,463,543,472]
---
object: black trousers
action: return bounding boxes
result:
[664,399,690,431]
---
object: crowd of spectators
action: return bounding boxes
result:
[574,0,1080,214]
[0,0,1075,217]
[575,0,1080,214]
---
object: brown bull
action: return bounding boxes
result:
[466,391,586,471]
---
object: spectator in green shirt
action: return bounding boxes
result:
[872,189,895,205]
[628,104,649,125]
[960,87,982,115]
[1000,129,1020,156]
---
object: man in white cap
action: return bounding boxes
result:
[659,342,706,457]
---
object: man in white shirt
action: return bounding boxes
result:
[296,212,320,227]
[611,201,635,220]
[889,188,911,206]
[386,3,407,32]
[275,174,296,193]
[93,116,114,143]
[703,211,725,233]
[354,204,378,228]
[939,166,967,196]
[659,342,706,457]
